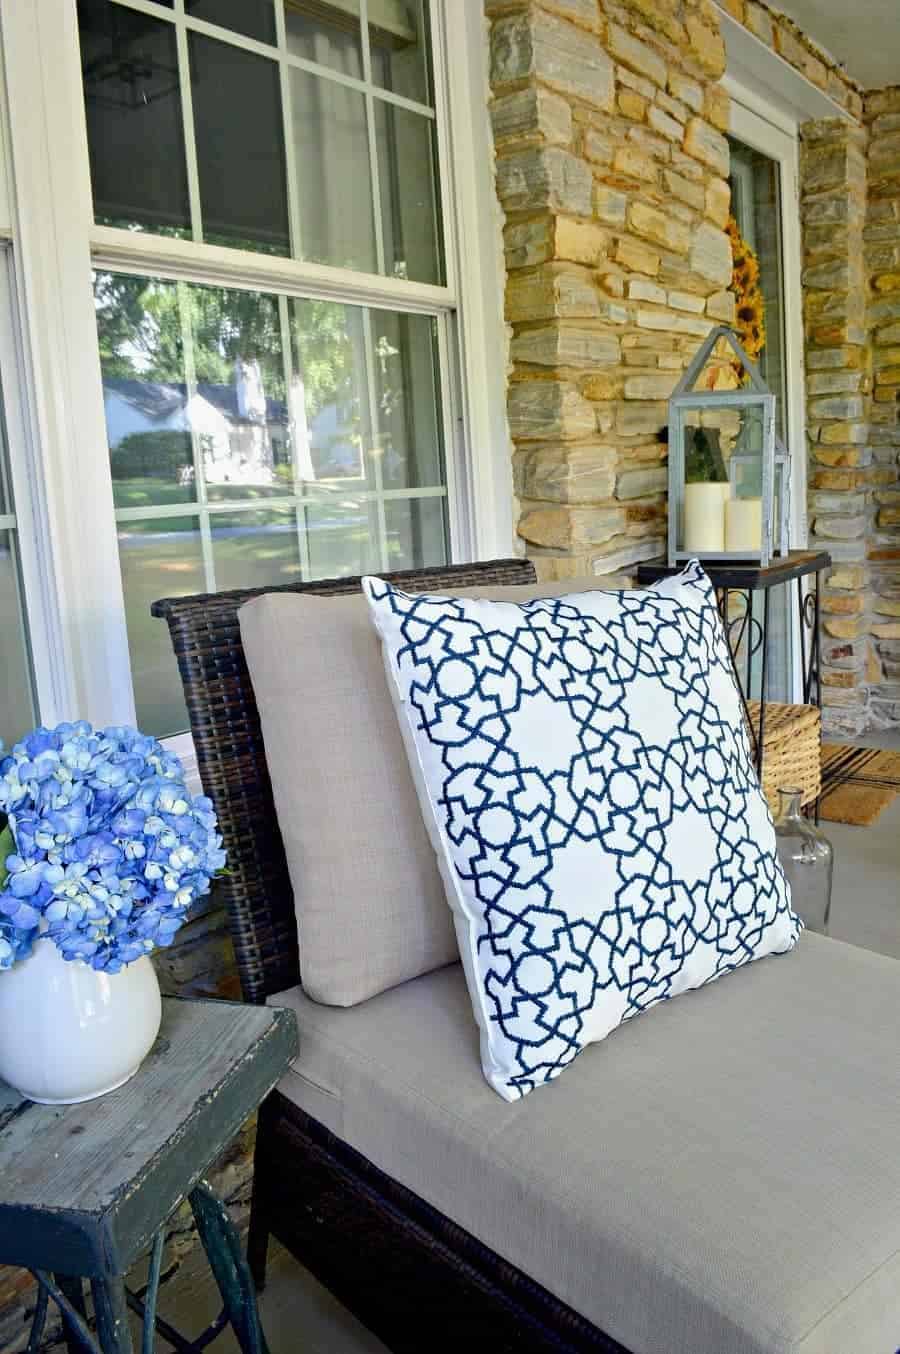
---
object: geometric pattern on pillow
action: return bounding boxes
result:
[364,561,800,1101]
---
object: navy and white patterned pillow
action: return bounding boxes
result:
[363,563,800,1101]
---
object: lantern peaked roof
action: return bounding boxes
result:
[672,325,770,400]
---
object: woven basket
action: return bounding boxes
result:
[746,700,821,816]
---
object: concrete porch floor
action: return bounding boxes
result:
[151,762,900,1354]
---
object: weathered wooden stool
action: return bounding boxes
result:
[0,997,297,1353]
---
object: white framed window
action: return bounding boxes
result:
[0,0,511,748]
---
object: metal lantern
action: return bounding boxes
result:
[667,326,790,568]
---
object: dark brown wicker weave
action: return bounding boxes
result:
[152,559,633,1354]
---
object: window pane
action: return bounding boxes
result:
[303,494,379,579]
[371,312,444,489]
[95,273,197,510]
[0,532,35,748]
[187,288,290,501]
[284,0,363,76]
[291,299,367,484]
[370,0,432,106]
[384,495,447,570]
[119,517,204,737]
[185,0,276,45]
[78,0,190,236]
[189,33,290,255]
[211,509,302,590]
[98,277,453,738]
[290,70,376,273]
[374,102,442,283]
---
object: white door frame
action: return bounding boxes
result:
[726,76,807,701]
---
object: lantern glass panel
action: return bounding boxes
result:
[677,402,767,558]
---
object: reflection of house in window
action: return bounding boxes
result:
[103,362,291,492]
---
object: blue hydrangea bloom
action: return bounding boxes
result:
[0,723,226,972]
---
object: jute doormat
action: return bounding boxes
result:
[819,743,900,826]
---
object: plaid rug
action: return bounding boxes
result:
[820,743,900,826]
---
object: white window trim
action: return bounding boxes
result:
[727,77,808,703]
[0,0,512,748]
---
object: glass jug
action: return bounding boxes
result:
[774,788,833,934]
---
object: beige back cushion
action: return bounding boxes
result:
[239,576,632,1006]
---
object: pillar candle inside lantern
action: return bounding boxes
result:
[683,483,727,553]
[725,497,763,554]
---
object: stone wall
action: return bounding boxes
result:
[865,86,900,729]
[488,0,735,580]
[801,117,872,738]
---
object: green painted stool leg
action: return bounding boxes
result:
[54,1274,91,1354]
[91,1278,134,1354]
[189,1180,269,1354]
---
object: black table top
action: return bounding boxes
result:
[636,550,831,589]
[0,997,297,1276]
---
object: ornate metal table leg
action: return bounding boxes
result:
[189,1179,269,1354]
[29,1273,101,1354]
[757,587,771,773]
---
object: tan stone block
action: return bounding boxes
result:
[607,22,667,88]
[491,10,615,110]
[614,145,658,184]
[615,235,661,275]
[743,1,773,44]
[685,15,726,78]
[811,468,861,491]
[690,222,732,287]
[514,443,618,503]
[775,23,827,88]
[495,146,593,215]
[624,371,679,399]
[615,401,667,435]
[504,217,554,269]
[593,184,628,226]
[684,117,730,176]
[581,372,623,400]
[517,502,627,549]
[821,669,859,687]
[506,267,601,322]
[828,563,868,589]
[628,277,667,304]
[510,324,619,367]
[824,615,866,639]
[814,447,867,468]
[617,0,685,44]
[706,289,736,322]
[490,87,573,146]
[807,345,866,371]
[879,506,900,526]
[873,597,900,617]
[667,290,705,314]
[616,64,656,100]
[718,0,744,19]
[583,128,613,165]
[668,72,703,114]
[664,168,705,211]
[704,84,730,133]
[656,90,688,124]
[648,105,683,143]
[705,177,732,228]
[820,421,869,444]
[508,379,597,441]
[554,216,608,265]
[629,201,691,254]
[871,621,900,639]
[822,591,865,616]
[618,89,648,122]
[874,272,900,294]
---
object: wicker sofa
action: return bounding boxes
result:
[152,558,900,1354]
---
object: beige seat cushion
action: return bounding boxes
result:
[240,578,627,1005]
[272,932,900,1354]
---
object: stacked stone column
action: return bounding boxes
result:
[801,117,871,738]
[865,87,900,727]
[488,0,734,580]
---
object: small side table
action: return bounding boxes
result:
[636,549,831,772]
[0,997,297,1354]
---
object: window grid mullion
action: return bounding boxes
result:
[173,0,204,243]
[359,0,387,279]
[176,279,216,592]
[277,291,311,582]
[112,487,449,523]
[274,0,304,263]
[361,308,390,573]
